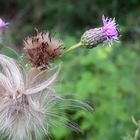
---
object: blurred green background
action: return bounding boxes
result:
[0,0,140,140]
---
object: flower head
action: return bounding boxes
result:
[102,15,120,44]
[80,15,120,48]
[0,18,8,30]
[24,31,64,70]
[0,54,92,140]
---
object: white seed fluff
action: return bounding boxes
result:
[0,54,92,140]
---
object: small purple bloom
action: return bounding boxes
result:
[0,18,8,30]
[102,15,120,45]
[81,15,120,49]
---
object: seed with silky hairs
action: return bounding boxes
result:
[80,15,120,49]
[24,31,64,70]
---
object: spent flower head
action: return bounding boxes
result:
[24,31,64,70]
[80,15,120,48]
[0,54,92,140]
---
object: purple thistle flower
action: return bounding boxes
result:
[102,15,120,45]
[0,18,8,30]
[80,15,120,48]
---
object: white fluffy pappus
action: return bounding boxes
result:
[0,54,93,140]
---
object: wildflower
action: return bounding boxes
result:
[80,15,120,48]
[0,54,92,140]
[24,31,64,70]
[0,18,8,43]
[0,18,8,30]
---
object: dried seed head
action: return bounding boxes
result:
[24,31,64,70]
[80,15,120,48]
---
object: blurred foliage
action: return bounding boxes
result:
[123,117,140,140]
[54,37,140,140]
[0,0,140,140]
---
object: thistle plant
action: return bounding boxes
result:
[65,15,120,53]
[24,31,64,70]
[0,15,120,140]
[81,15,120,48]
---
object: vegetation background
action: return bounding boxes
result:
[0,0,140,140]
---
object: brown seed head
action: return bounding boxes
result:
[24,32,64,70]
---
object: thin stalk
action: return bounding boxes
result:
[64,42,82,54]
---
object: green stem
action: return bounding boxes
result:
[64,42,82,54]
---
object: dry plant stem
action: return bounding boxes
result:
[64,42,82,54]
